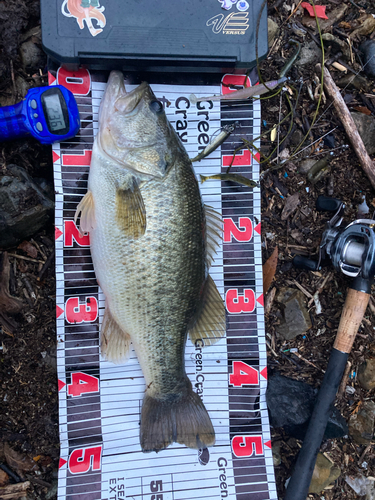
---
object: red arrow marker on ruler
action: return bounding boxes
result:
[256,294,264,307]
[55,227,63,240]
[56,305,64,319]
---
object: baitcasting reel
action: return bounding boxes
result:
[285,195,375,500]
[293,195,375,291]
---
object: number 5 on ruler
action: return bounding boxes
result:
[68,446,102,474]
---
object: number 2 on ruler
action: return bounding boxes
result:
[67,372,99,397]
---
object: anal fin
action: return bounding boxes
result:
[74,191,96,235]
[100,307,132,363]
[189,274,226,346]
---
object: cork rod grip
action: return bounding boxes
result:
[333,288,370,353]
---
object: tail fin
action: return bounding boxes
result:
[140,379,215,452]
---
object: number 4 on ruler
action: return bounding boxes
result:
[67,372,99,397]
[229,361,259,386]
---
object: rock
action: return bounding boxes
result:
[348,401,375,445]
[296,40,322,67]
[322,33,350,59]
[358,359,375,390]
[309,453,341,494]
[289,129,304,148]
[346,475,375,497]
[268,18,279,47]
[360,40,375,78]
[272,441,281,467]
[351,112,375,156]
[0,165,54,249]
[19,41,45,74]
[298,158,316,174]
[266,372,348,440]
[337,74,371,92]
[275,288,312,340]
[45,481,58,500]
[15,76,31,99]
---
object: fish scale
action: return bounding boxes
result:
[75,71,226,452]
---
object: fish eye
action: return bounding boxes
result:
[149,100,164,114]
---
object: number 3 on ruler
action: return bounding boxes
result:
[225,289,255,314]
[67,372,99,397]
[68,446,102,474]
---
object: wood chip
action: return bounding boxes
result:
[281,193,300,220]
[0,481,30,500]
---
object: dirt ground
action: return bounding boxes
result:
[1,0,375,498]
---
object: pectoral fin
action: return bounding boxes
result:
[188,275,226,346]
[74,191,96,235]
[116,181,146,239]
[100,306,132,363]
[204,205,222,268]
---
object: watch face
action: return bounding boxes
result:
[41,88,70,135]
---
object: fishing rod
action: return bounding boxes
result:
[284,195,375,500]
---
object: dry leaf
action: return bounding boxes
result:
[353,106,372,116]
[351,15,375,38]
[0,470,9,488]
[263,246,278,294]
[17,241,38,259]
[281,192,300,220]
[4,443,39,476]
[339,21,352,29]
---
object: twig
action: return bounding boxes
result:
[7,253,45,264]
[265,287,277,315]
[338,360,352,398]
[0,481,30,500]
[286,279,314,300]
[37,249,55,281]
[292,352,325,373]
[316,64,375,190]
[358,444,372,465]
[308,272,333,307]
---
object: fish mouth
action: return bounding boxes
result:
[99,71,149,124]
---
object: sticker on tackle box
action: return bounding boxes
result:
[51,66,277,500]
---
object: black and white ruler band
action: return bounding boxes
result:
[50,67,276,500]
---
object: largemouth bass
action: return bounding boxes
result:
[75,71,226,452]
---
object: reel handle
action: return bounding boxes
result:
[284,286,370,500]
[316,195,342,212]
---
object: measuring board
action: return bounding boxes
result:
[51,67,276,500]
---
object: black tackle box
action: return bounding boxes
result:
[41,0,268,73]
